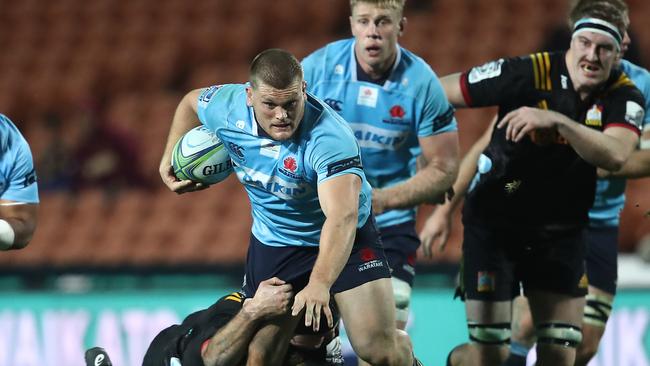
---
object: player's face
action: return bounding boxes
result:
[350,3,403,75]
[568,31,618,94]
[247,79,306,141]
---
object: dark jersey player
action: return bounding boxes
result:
[84,278,343,366]
[437,3,644,366]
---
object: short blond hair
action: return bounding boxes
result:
[350,0,406,15]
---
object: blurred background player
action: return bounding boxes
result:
[424,2,643,365]
[302,0,459,345]
[0,114,39,251]
[159,49,421,366]
[494,1,650,365]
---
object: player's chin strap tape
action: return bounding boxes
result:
[536,322,582,348]
[583,294,613,327]
[468,322,511,345]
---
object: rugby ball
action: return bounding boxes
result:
[172,126,233,185]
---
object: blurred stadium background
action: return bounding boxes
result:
[0,0,649,365]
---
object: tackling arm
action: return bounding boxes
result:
[202,278,293,366]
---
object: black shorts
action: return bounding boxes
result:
[461,224,588,301]
[380,221,419,286]
[243,215,391,297]
[585,226,618,295]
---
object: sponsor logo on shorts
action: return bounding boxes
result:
[477,271,496,292]
[504,179,522,195]
[579,273,589,289]
[358,248,384,272]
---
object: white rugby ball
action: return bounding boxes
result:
[171,126,233,185]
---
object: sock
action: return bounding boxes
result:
[502,341,530,366]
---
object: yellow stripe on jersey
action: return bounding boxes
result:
[609,73,635,91]
[537,100,549,110]
[543,53,552,91]
[225,292,244,303]
[535,53,546,90]
[531,54,540,90]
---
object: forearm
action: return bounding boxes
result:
[378,162,457,210]
[556,116,634,171]
[160,91,202,168]
[606,149,650,178]
[202,307,262,366]
[310,213,357,287]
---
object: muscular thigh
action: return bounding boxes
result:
[334,278,396,347]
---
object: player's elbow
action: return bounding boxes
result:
[601,153,628,172]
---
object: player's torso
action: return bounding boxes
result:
[468,52,627,227]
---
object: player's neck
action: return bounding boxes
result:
[355,51,396,81]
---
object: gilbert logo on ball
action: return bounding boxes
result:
[172,126,233,185]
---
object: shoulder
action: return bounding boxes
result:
[0,114,28,154]
[620,60,650,97]
[302,39,353,72]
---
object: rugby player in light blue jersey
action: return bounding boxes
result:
[0,114,38,251]
[159,49,422,366]
[302,0,459,334]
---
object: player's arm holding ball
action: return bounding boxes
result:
[159,89,206,194]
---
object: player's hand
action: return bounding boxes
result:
[159,163,208,194]
[419,205,452,258]
[291,281,333,332]
[246,277,293,319]
[497,107,560,142]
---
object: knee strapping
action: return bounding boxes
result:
[536,322,582,348]
[468,322,511,345]
[392,277,412,323]
[583,294,613,327]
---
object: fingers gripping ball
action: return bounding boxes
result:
[172,126,233,185]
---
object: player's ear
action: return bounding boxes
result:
[399,17,406,35]
[302,80,307,94]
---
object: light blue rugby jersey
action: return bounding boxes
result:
[302,38,457,228]
[589,59,650,227]
[0,114,38,203]
[197,84,372,247]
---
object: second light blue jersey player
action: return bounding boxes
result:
[590,59,650,227]
[1,114,38,204]
[196,83,372,248]
[302,38,457,228]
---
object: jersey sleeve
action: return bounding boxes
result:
[460,56,536,107]
[1,124,38,203]
[602,84,645,136]
[306,117,365,185]
[417,72,457,137]
[196,84,238,131]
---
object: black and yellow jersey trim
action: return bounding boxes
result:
[530,52,552,91]
[224,292,245,303]
[608,73,635,92]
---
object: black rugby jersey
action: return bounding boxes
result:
[459,51,644,229]
[142,292,244,366]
